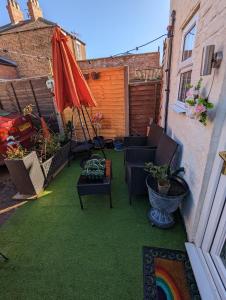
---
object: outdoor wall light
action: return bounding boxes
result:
[201,45,223,76]
[46,77,54,91]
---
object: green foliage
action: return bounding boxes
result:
[194,78,203,91]
[186,99,196,106]
[33,131,61,162]
[197,97,214,109]
[144,162,169,182]
[5,145,29,160]
[82,158,106,180]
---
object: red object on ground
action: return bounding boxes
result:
[51,27,96,112]
[0,111,36,164]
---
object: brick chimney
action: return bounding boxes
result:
[6,0,24,24]
[27,0,43,20]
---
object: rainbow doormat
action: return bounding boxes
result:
[143,247,200,300]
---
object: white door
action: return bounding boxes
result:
[210,202,226,293]
[186,169,226,299]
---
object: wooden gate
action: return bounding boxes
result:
[0,76,59,131]
[129,81,161,135]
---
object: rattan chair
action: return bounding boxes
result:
[125,133,178,204]
[124,123,164,148]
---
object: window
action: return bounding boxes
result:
[178,70,192,102]
[176,13,198,105]
[182,24,196,61]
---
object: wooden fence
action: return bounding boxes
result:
[0,76,59,130]
[129,80,161,135]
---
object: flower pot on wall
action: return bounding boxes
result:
[4,151,45,199]
[186,105,196,119]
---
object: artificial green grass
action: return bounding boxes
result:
[0,151,186,300]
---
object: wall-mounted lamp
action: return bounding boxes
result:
[201,45,223,76]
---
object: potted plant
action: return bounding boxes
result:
[185,78,214,125]
[81,158,105,181]
[4,145,45,199]
[33,130,70,183]
[144,162,170,194]
[144,163,189,228]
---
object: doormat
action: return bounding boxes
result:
[143,246,201,300]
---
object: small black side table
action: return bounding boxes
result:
[77,160,112,209]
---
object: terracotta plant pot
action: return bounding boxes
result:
[157,179,170,195]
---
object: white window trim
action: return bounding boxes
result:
[172,12,199,113]
[180,13,198,68]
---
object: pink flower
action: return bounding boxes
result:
[195,104,206,114]
[186,88,193,98]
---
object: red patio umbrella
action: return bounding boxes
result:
[51,27,96,112]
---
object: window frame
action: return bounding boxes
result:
[175,13,198,108]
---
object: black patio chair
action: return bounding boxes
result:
[125,133,178,204]
[124,123,164,164]
[124,123,164,148]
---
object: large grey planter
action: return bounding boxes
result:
[4,151,45,199]
[41,142,70,183]
[146,175,189,228]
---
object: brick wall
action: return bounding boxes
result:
[0,23,86,78]
[63,67,128,139]
[78,52,160,81]
[0,64,18,79]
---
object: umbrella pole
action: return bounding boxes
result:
[77,108,88,143]
[84,107,106,159]
[81,106,92,141]
[68,108,75,167]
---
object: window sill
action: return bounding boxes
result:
[171,101,187,113]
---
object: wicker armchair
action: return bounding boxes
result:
[125,133,178,204]
[124,123,163,164]
[124,123,164,148]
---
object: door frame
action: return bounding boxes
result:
[186,113,226,299]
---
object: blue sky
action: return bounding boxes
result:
[0,0,170,58]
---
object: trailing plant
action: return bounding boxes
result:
[185,78,214,126]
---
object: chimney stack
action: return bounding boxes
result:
[27,0,43,20]
[6,0,24,24]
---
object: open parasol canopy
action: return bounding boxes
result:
[51,27,96,112]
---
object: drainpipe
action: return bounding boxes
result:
[164,10,176,133]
